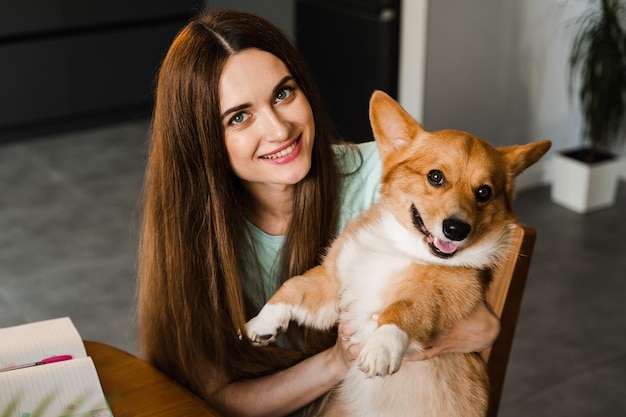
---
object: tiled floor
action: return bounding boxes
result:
[500,183,626,416]
[0,122,148,353]
[1,121,625,416]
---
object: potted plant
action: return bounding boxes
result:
[552,0,626,213]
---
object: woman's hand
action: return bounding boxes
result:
[407,301,500,361]
[334,319,361,369]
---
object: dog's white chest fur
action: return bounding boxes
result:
[334,210,425,345]
[326,211,438,417]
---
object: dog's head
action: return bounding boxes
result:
[369,90,551,267]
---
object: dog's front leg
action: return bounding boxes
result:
[357,322,409,377]
[245,264,340,345]
[357,269,441,377]
[357,295,435,377]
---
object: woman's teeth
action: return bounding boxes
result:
[261,141,297,159]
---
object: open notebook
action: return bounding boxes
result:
[0,317,112,417]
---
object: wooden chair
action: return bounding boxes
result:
[481,224,537,417]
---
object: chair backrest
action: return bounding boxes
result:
[480,224,537,417]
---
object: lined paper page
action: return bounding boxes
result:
[0,317,87,370]
[0,356,111,417]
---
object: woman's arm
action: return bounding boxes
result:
[208,332,356,417]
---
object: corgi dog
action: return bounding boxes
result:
[245,90,551,417]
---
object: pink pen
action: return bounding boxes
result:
[0,355,73,373]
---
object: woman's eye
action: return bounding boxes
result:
[274,86,294,103]
[229,112,250,125]
[427,170,445,187]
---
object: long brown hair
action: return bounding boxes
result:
[137,9,343,398]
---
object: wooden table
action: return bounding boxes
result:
[84,341,223,417]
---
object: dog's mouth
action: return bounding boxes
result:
[411,204,459,258]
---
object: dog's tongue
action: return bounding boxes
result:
[433,237,459,254]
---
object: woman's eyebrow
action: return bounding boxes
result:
[221,103,250,120]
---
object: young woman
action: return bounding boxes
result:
[137,9,499,417]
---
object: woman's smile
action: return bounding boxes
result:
[259,136,302,163]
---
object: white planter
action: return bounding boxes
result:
[551,151,621,214]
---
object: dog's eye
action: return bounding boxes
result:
[427,170,445,187]
[475,185,492,202]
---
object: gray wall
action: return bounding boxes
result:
[424,0,624,160]
[423,1,521,146]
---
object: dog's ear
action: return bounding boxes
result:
[499,140,552,178]
[369,90,424,157]
[498,140,551,207]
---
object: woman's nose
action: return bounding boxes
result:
[259,108,290,142]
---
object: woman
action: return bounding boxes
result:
[137,9,499,417]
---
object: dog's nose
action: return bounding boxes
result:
[443,218,471,241]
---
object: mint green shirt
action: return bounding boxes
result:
[243,141,382,311]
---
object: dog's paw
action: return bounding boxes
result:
[357,324,409,377]
[244,303,291,346]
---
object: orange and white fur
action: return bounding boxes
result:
[245,90,551,417]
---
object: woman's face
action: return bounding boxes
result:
[219,49,315,192]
